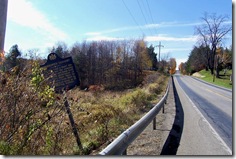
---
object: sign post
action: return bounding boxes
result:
[41,53,83,152]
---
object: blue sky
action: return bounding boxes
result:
[5,0,233,67]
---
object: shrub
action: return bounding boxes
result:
[0,60,168,155]
[0,61,65,155]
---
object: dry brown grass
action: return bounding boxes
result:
[0,62,168,155]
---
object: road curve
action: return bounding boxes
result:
[174,72,232,155]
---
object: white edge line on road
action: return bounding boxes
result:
[175,77,232,155]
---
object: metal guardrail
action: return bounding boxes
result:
[99,80,169,155]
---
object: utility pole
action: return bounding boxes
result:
[155,41,164,70]
[156,41,164,62]
[0,0,8,60]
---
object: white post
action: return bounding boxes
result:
[0,0,8,56]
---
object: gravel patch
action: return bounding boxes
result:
[192,72,205,78]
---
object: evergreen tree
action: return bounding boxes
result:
[4,44,21,70]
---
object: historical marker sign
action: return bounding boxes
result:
[41,53,80,92]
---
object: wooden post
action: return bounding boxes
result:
[64,97,83,152]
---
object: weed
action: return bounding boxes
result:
[0,61,168,155]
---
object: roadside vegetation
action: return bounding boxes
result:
[194,69,232,89]
[0,63,168,155]
[0,39,172,155]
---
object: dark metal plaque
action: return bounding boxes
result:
[41,53,80,92]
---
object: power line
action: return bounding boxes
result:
[121,0,144,35]
[137,0,153,36]
[137,0,148,25]
[146,0,158,35]
[146,0,155,25]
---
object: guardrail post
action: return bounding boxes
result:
[153,116,156,130]
[163,97,167,113]
[162,104,165,114]
[122,149,127,155]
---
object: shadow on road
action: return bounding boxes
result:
[160,76,184,155]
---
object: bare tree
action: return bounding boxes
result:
[159,52,170,73]
[195,13,232,80]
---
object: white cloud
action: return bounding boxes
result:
[85,32,102,36]
[84,26,138,37]
[144,21,203,29]
[163,48,192,52]
[145,34,198,42]
[176,58,188,70]
[8,0,69,43]
[84,21,203,36]
[84,22,199,43]
[86,36,124,41]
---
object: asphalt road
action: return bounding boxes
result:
[174,71,232,155]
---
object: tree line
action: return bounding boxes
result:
[1,39,174,90]
[179,45,232,76]
[0,39,174,154]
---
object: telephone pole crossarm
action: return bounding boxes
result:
[155,42,164,62]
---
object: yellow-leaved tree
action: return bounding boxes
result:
[132,39,152,85]
[0,51,4,65]
[169,58,176,75]
[178,62,186,75]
